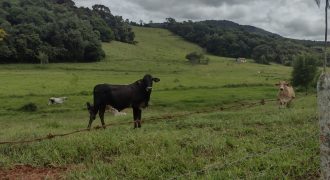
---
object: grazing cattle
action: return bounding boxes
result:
[276,81,295,108]
[106,105,127,116]
[86,74,160,129]
[48,97,67,105]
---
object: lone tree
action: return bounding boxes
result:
[315,0,330,179]
[291,55,318,93]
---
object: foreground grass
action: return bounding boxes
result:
[0,96,319,179]
[0,27,319,179]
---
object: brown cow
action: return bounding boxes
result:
[276,81,295,108]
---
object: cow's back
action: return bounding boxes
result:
[93,84,136,111]
[93,84,112,97]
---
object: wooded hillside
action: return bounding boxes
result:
[0,0,135,63]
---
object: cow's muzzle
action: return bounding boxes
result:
[146,87,153,91]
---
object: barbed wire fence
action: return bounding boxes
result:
[0,96,319,179]
[0,98,277,145]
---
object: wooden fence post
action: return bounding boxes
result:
[317,73,330,179]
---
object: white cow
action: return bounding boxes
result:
[48,97,68,105]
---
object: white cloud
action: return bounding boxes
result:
[74,0,326,40]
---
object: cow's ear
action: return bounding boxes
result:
[153,78,160,83]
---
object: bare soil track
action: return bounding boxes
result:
[0,165,68,180]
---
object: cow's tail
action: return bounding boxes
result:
[86,102,91,108]
[86,102,99,116]
[93,99,101,116]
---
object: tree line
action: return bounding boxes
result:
[157,18,321,65]
[0,0,135,63]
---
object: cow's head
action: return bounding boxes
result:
[86,102,96,120]
[142,74,160,92]
[48,98,55,105]
[275,81,290,91]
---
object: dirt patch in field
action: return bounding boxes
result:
[0,165,68,180]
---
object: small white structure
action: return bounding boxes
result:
[106,105,127,116]
[236,58,247,63]
[48,97,68,105]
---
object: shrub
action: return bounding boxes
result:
[291,55,319,93]
[19,103,38,112]
[185,52,209,65]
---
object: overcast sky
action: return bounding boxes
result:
[74,0,326,40]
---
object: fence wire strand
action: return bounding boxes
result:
[0,97,318,179]
[0,98,281,145]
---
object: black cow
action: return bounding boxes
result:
[86,74,160,129]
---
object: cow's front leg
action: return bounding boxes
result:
[133,108,141,129]
[278,101,281,109]
[137,109,142,128]
[99,105,106,129]
[279,101,284,109]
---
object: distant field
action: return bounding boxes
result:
[0,27,319,179]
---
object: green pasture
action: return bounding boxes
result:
[0,27,319,179]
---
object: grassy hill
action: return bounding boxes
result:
[0,27,319,179]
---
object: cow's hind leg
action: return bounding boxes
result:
[99,105,106,129]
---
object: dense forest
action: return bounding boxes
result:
[149,18,321,65]
[0,0,135,63]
